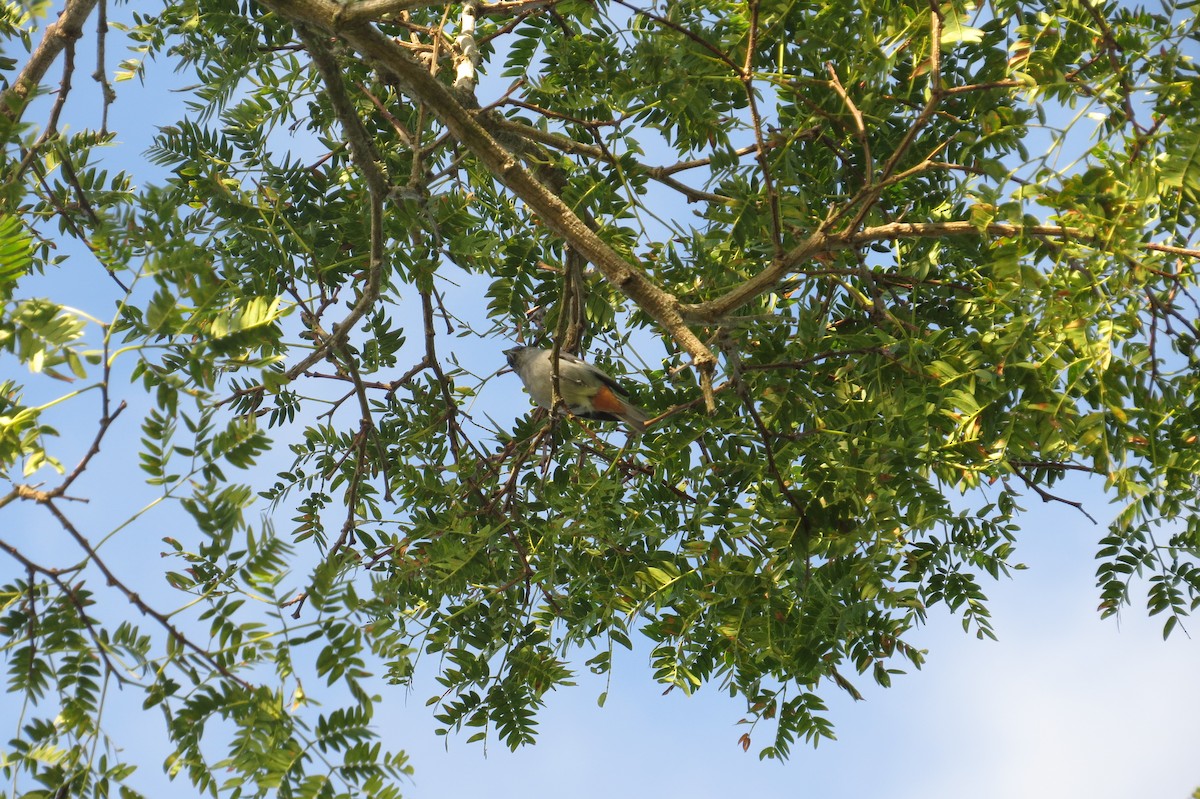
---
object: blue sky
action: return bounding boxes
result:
[3,2,1199,797]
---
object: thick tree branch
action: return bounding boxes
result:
[0,0,99,127]
[333,0,552,27]
[262,0,718,406]
[296,26,390,198]
[453,1,481,94]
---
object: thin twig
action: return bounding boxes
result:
[285,27,387,379]
[681,219,1200,323]
[488,116,732,203]
[93,0,115,134]
[826,63,872,184]
[0,539,128,684]
[1011,470,1098,524]
[44,501,253,687]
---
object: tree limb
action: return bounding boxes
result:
[284,26,387,380]
[262,0,718,407]
[333,0,553,27]
[0,0,99,127]
[680,220,1199,323]
[487,115,733,204]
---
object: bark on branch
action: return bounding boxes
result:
[261,0,718,406]
[333,0,552,28]
[0,0,99,127]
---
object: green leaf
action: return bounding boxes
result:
[1161,130,1200,198]
[0,214,33,300]
[939,4,985,48]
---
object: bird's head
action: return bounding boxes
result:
[504,346,533,370]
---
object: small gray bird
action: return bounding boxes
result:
[505,346,650,431]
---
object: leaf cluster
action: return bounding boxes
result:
[1,0,1199,791]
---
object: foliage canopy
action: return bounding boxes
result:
[2,0,1199,795]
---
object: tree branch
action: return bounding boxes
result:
[837,2,943,234]
[333,0,554,27]
[262,0,718,407]
[284,27,388,380]
[0,539,129,683]
[680,220,1199,323]
[42,500,253,687]
[487,115,733,204]
[1010,470,1098,524]
[0,0,100,127]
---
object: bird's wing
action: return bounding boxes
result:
[556,351,629,396]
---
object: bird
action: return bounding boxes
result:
[504,346,650,431]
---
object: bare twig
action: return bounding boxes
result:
[12,338,127,504]
[327,421,373,554]
[93,0,115,134]
[826,63,872,183]
[1145,242,1200,259]
[55,386,124,498]
[740,0,782,253]
[720,333,805,514]
[609,0,739,72]
[942,79,1023,95]
[1010,470,1098,524]
[1076,0,1141,133]
[1007,460,1098,474]
[487,116,732,204]
[654,144,762,176]
[741,347,891,372]
[838,2,944,234]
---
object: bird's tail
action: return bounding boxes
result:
[588,384,651,432]
[615,400,650,432]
